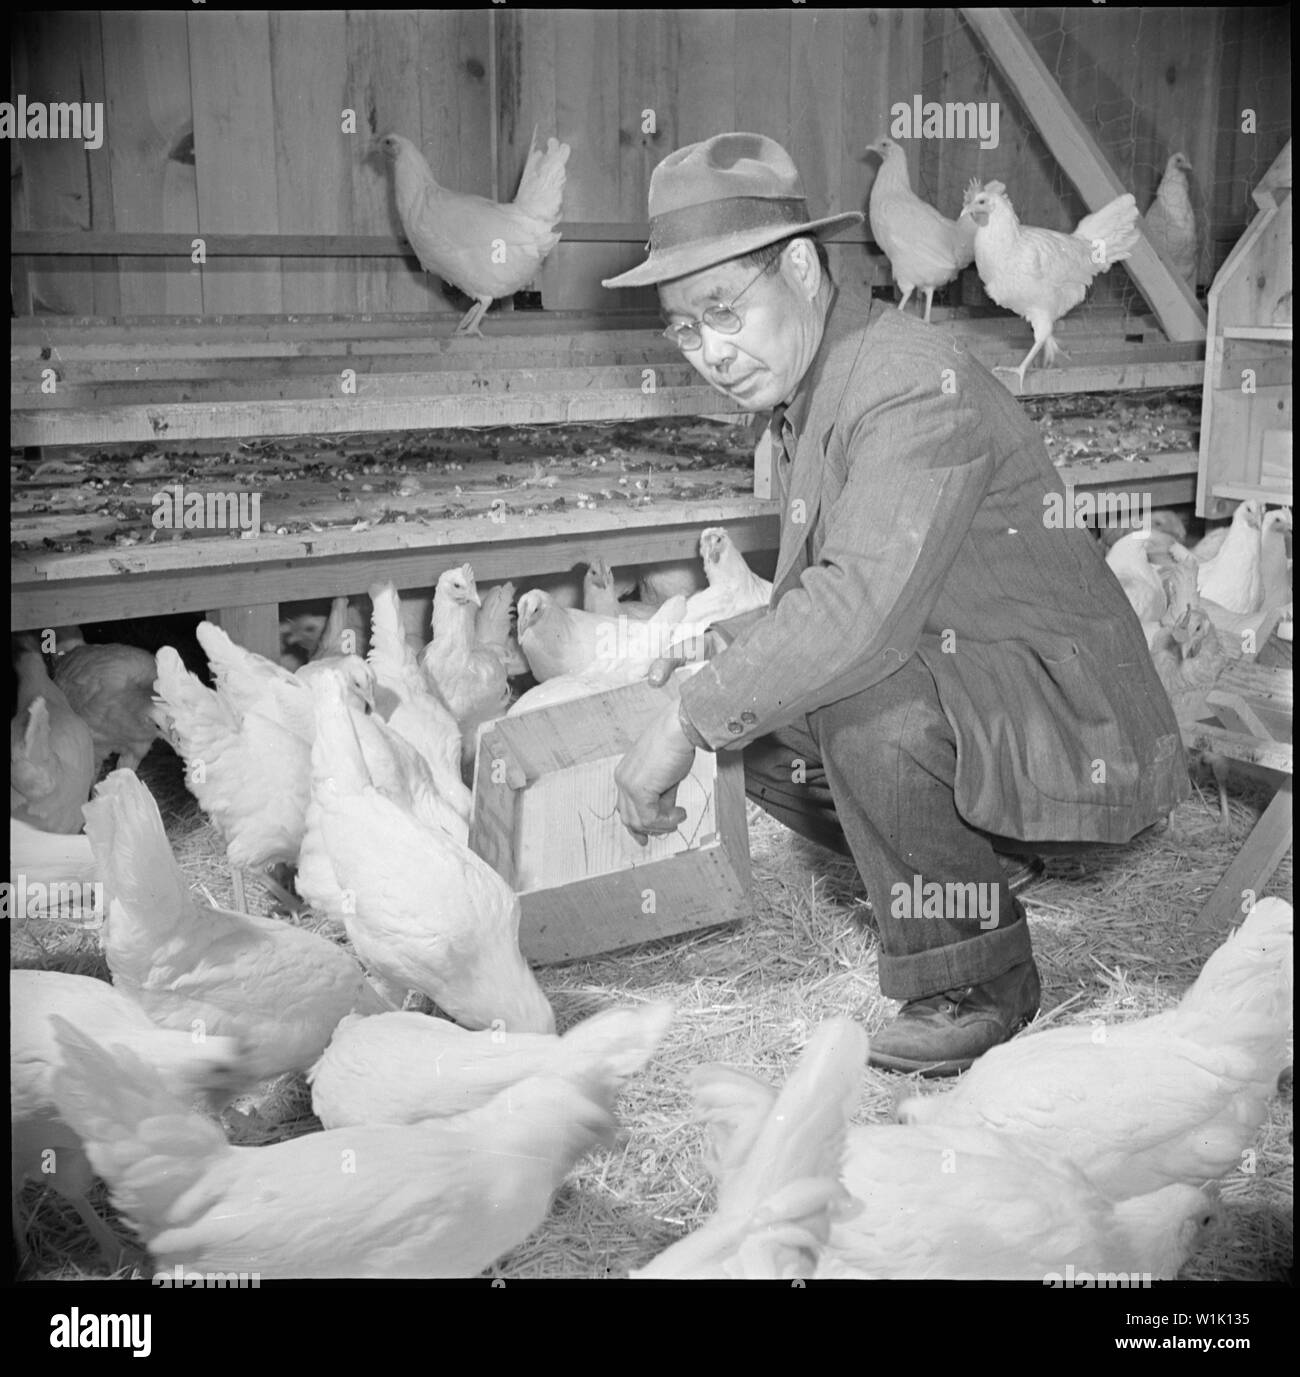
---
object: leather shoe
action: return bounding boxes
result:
[868,959,1041,1078]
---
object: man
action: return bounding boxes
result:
[604,133,1188,1076]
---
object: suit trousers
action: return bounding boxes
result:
[740,654,1035,1000]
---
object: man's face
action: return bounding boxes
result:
[658,243,824,412]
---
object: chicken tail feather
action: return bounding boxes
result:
[49,1015,231,1245]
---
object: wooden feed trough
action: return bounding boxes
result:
[469,679,750,964]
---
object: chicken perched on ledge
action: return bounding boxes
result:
[1145,152,1198,288]
[961,181,1141,388]
[380,127,570,336]
[865,138,978,323]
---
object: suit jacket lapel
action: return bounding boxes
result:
[772,415,824,593]
[770,293,877,595]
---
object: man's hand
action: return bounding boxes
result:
[614,703,698,845]
[645,606,768,688]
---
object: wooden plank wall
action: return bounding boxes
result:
[9,8,1291,319]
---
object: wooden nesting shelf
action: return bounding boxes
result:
[11,306,1214,448]
[468,679,750,964]
[10,307,1205,655]
[1197,141,1293,518]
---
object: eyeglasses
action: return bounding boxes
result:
[661,260,777,351]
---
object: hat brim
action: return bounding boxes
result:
[601,211,864,290]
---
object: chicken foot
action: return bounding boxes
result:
[454,294,493,337]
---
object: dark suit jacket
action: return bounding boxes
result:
[677,291,1189,842]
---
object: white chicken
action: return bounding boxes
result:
[476,580,530,676]
[9,816,96,889]
[11,638,95,835]
[310,1000,673,1128]
[153,645,313,876]
[678,527,774,635]
[961,181,1141,388]
[865,138,978,323]
[50,1017,617,1279]
[52,640,160,774]
[296,670,554,1033]
[12,968,247,1260]
[380,127,570,336]
[584,557,658,620]
[632,1018,861,1279]
[635,1019,1213,1281]
[899,898,1293,1201]
[516,588,689,683]
[1196,499,1264,615]
[1259,506,1292,611]
[82,769,385,1082]
[296,673,470,929]
[368,580,470,830]
[420,564,511,770]
[1145,152,1198,288]
[1106,529,1173,627]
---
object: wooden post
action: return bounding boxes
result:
[960,7,1206,343]
[208,603,281,661]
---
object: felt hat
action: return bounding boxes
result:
[602,131,863,289]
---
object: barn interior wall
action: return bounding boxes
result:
[9,7,1291,319]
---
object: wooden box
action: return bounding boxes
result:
[469,679,751,964]
[1197,140,1293,517]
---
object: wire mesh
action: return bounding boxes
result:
[903,7,1290,321]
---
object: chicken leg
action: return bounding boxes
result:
[455,295,493,337]
[994,311,1063,390]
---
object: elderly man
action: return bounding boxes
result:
[604,133,1188,1076]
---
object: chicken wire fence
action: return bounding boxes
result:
[905,7,1291,320]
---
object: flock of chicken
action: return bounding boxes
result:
[867,140,1198,386]
[1106,500,1292,728]
[377,122,1194,390]
[10,502,1293,1277]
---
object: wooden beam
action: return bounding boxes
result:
[207,603,282,660]
[11,227,875,256]
[960,7,1206,342]
[1192,781,1293,931]
[10,386,746,446]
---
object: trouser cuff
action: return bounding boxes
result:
[876,908,1034,1001]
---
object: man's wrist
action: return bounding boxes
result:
[676,699,712,751]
